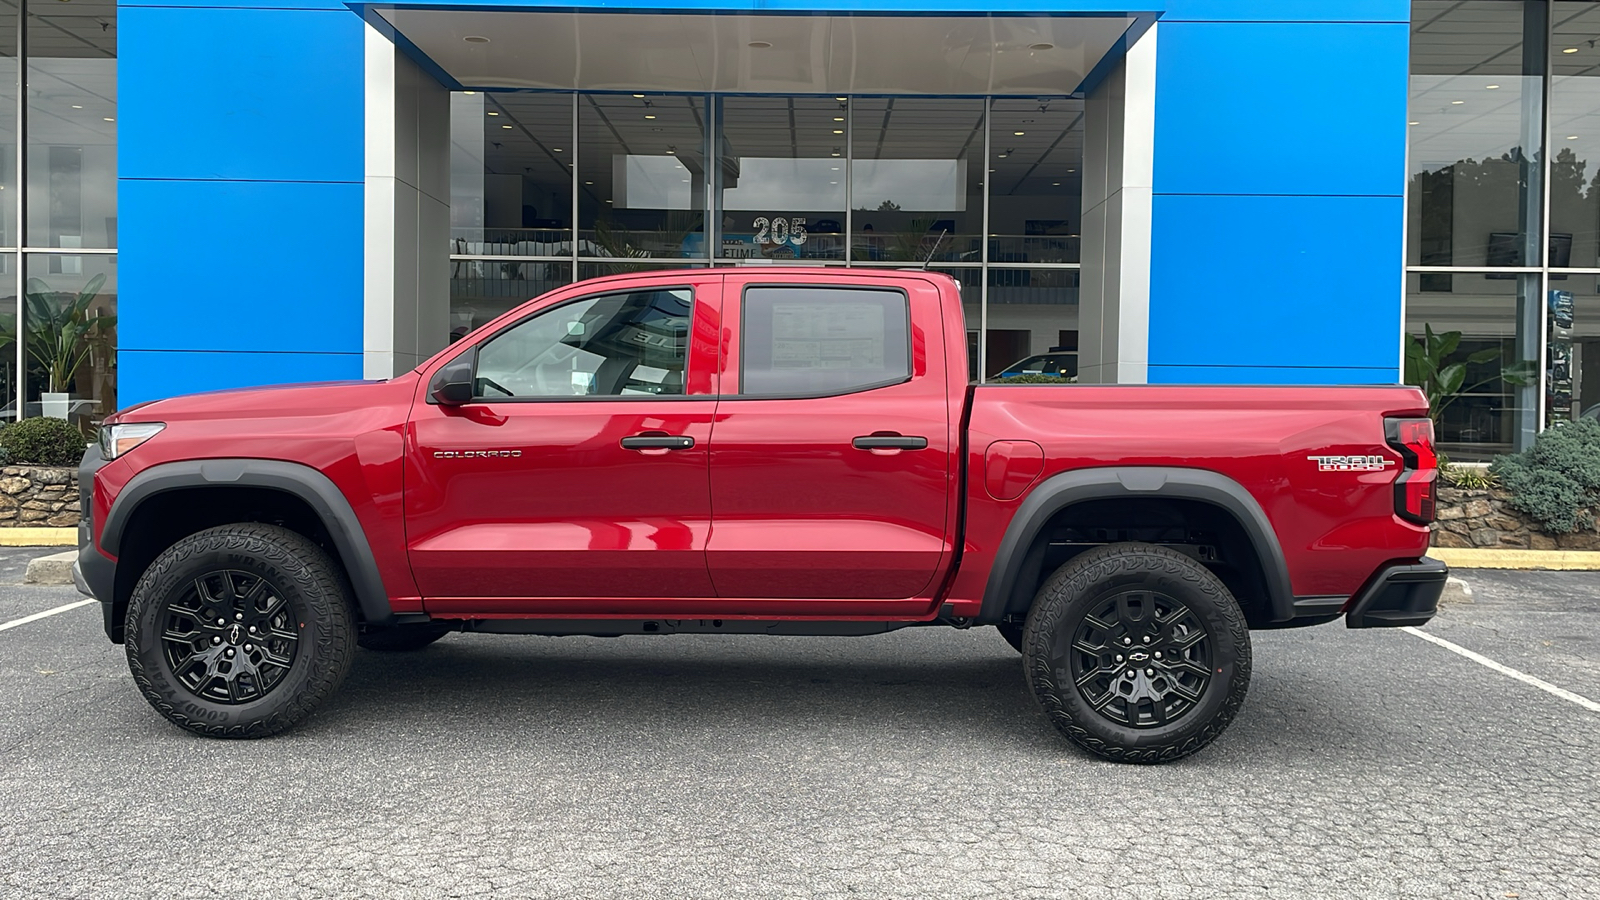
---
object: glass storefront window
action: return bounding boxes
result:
[985,268,1080,381]
[26,0,117,250]
[450,258,573,340]
[989,98,1082,265]
[578,261,707,280]
[450,92,573,255]
[0,8,16,249]
[716,96,848,262]
[578,93,708,260]
[23,253,116,423]
[0,254,14,421]
[1551,3,1600,267]
[850,98,984,264]
[1405,271,1535,460]
[1408,1,1545,270]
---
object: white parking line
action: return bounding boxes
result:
[0,598,96,633]
[1402,626,1600,714]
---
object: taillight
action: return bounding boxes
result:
[1386,417,1437,524]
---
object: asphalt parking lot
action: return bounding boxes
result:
[2,549,1598,899]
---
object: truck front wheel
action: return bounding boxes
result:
[1021,543,1251,763]
[123,524,356,738]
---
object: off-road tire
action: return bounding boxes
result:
[358,622,453,652]
[124,523,356,738]
[1022,542,1251,763]
[996,621,1025,653]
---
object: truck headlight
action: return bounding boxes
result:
[100,423,165,460]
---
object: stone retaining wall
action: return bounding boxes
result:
[1433,484,1600,549]
[0,466,81,527]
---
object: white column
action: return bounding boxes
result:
[365,24,451,379]
[1079,24,1155,384]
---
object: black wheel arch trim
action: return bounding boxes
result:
[976,467,1295,626]
[99,458,395,627]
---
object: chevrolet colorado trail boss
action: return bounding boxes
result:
[75,268,1446,762]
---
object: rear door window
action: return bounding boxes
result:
[740,286,910,397]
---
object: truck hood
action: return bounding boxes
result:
[109,377,417,425]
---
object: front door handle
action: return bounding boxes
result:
[621,434,695,451]
[852,434,929,451]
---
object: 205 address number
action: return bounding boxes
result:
[753,216,808,246]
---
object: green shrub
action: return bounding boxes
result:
[1489,418,1600,533]
[994,374,1076,384]
[0,417,88,467]
[1441,464,1498,490]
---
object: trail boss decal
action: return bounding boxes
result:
[1307,454,1395,472]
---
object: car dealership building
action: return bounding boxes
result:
[0,0,1592,460]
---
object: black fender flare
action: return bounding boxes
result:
[100,458,394,626]
[976,467,1295,625]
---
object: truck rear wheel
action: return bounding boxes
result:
[124,524,356,738]
[1021,543,1251,763]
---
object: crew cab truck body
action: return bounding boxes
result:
[76,268,1446,762]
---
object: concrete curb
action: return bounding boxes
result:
[1440,576,1473,604]
[24,550,76,585]
[0,527,77,547]
[1431,547,1600,570]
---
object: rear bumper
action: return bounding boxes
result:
[75,443,121,642]
[1345,557,1448,629]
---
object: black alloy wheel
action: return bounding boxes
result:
[1066,589,1213,729]
[1021,543,1251,763]
[125,523,356,738]
[159,570,300,704]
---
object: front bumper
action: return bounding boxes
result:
[1345,557,1448,629]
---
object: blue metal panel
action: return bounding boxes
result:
[118,180,364,355]
[118,351,365,407]
[1147,194,1402,372]
[1160,0,1407,22]
[119,6,363,182]
[1147,365,1398,385]
[1153,21,1409,198]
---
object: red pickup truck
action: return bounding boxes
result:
[75,267,1445,762]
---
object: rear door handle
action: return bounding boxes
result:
[852,434,928,450]
[620,435,695,450]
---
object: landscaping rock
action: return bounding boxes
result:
[0,466,81,529]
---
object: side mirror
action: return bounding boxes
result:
[429,349,476,406]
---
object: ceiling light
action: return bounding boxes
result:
[833,129,843,134]
[464,35,489,43]
[645,114,656,119]
[553,148,562,152]
[1030,42,1054,51]
[682,179,690,183]
[836,97,847,102]
[1485,84,1500,89]
[501,124,512,129]
[1409,120,1420,125]
[1566,47,1580,53]
[830,181,838,185]
[831,152,840,156]
[1051,182,1060,186]
[1451,100,1464,105]
[997,153,1007,158]
[463,91,475,95]
[833,116,844,122]
[103,117,114,122]
[584,181,594,185]
[1067,168,1075,173]
[70,104,82,109]
[633,94,645,98]
[1013,131,1025,136]
[487,111,499,116]
[605,199,613,203]
[831,166,840,170]
[748,40,772,49]
[665,149,675,154]
[1569,135,1580,140]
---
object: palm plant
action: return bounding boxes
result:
[24,273,115,394]
[1404,323,1534,422]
